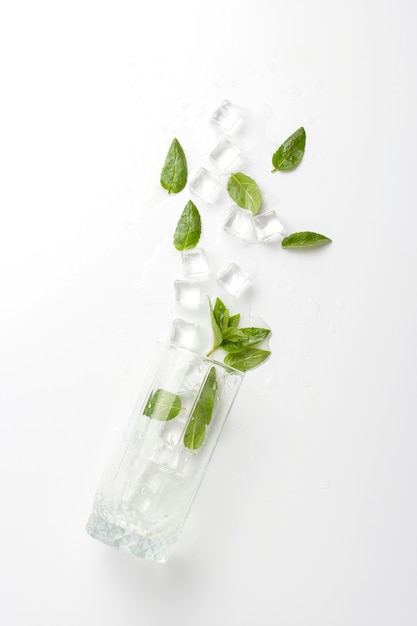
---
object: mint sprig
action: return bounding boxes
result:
[206,297,271,371]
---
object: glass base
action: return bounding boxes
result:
[85,510,176,563]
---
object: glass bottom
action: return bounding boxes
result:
[86,509,177,563]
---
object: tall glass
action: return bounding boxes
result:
[86,342,243,563]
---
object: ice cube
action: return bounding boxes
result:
[217,262,251,297]
[182,248,209,278]
[188,167,219,202]
[209,137,241,172]
[211,100,243,133]
[252,210,285,242]
[170,318,198,350]
[160,418,186,448]
[223,204,254,239]
[174,280,201,308]
[152,440,192,474]
[182,360,208,392]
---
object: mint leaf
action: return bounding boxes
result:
[213,297,229,333]
[144,389,182,421]
[228,313,240,328]
[160,138,187,193]
[221,327,271,353]
[173,200,201,251]
[282,231,332,248]
[224,349,271,372]
[227,172,262,215]
[184,367,217,450]
[272,127,306,172]
[222,328,244,342]
[209,298,223,351]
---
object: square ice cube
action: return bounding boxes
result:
[252,210,285,242]
[209,137,241,172]
[170,318,198,350]
[188,167,219,202]
[223,204,254,239]
[152,440,190,474]
[182,248,209,278]
[211,100,243,133]
[217,262,250,297]
[174,280,201,308]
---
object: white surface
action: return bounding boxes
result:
[1,1,417,624]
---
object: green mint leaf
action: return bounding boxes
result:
[281,231,332,248]
[184,367,217,450]
[272,127,306,172]
[224,348,271,372]
[144,389,182,421]
[228,313,241,328]
[209,298,223,350]
[221,327,271,353]
[213,297,230,333]
[173,200,201,251]
[160,138,187,193]
[227,172,262,215]
[222,328,244,343]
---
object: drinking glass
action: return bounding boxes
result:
[86,342,243,562]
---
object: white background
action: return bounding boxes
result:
[1,1,417,624]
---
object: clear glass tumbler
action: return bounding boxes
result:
[86,342,243,562]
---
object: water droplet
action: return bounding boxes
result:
[128,61,136,69]
[321,481,330,490]
[141,486,147,495]
[236,422,242,429]
[305,345,312,353]
[316,81,323,91]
